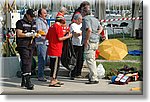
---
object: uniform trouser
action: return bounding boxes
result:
[71,45,84,77]
[37,44,47,78]
[84,42,99,82]
[17,48,33,75]
[49,57,60,79]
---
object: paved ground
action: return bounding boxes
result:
[0,76,142,95]
[96,59,141,63]
[0,60,143,95]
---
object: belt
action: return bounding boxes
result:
[36,42,44,45]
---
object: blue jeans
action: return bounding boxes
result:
[37,44,47,78]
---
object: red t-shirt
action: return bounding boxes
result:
[62,26,70,35]
[46,23,64,57]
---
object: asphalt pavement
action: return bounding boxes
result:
[0,76,142,95]
[0,61,142,95]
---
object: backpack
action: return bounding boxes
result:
[114,74,131,85]
[112,65,139,85]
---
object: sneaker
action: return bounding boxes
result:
[45,76,51,80]
[70,77,75,80]
[38,77,47,82]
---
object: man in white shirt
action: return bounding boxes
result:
[70,14,84,80]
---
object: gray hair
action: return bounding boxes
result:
[73,13,82,20]
[59,7,67,13]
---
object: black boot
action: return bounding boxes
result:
[25,75,34,90]
[21,75,26,87]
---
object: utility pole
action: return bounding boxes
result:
[131,0,140,37]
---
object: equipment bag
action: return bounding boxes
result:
[114,74,131,85]
[61,38,76,71]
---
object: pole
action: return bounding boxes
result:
[41,0,42,8]
[33,0,35,9]
[131,0,140,37]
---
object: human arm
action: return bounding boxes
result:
[98,24,106,40]
[58,32,72,41]
[72,31,82,37]
[16,20,36,37]
[84,28,92,48]
[16,20,27,37]
[56,24,72,41]
[16,29,36,37]
[98,25,103,34]
[82,18,92,48]
[36,19,47,38]
[16,29,26,37]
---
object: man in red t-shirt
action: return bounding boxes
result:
[47,23,63,57]
[46,17,72,87]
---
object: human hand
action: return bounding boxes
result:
[84,40,89,48]
[35,33,41,37]
[25,31,38,37]
[102,36,106,40]
[31,30,38,37]
[25,32,35,37]
[78,32,82,36]
[38,30,46,36]
[67,32,72,38]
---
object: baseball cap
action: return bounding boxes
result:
[26,9,35,17]
[55,16,66,24]
[56,14,66,21]
[73,13,82,20]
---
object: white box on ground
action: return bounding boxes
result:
[1,56,20,78]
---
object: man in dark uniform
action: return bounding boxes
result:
[16,9,36,90]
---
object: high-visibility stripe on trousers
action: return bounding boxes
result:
[49,56,60,79]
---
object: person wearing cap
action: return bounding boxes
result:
[46,16,72,87]
[36,8,49,82]
[70,13,84,80]
[15,9,36,90]
[56,7,69,36]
